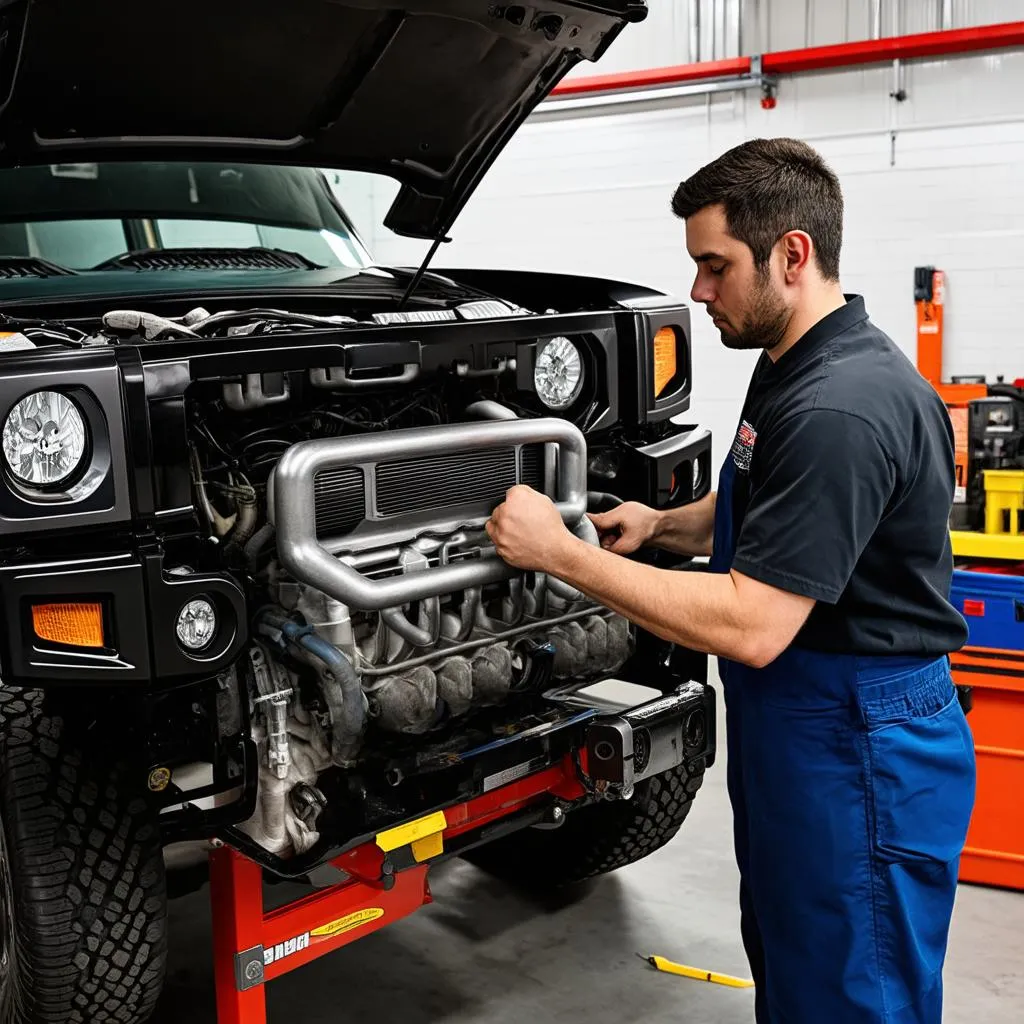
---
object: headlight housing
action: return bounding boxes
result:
[534,336,584,410]
[2,390,88,487]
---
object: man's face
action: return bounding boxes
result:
[685,204,790,351]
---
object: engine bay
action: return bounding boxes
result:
[176,315,638,860]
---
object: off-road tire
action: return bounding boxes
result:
[0,688,167,1024]
[464,757,706,887]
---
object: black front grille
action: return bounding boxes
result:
[313,467,366,537]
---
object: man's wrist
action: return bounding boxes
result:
[550,530,592,583]
[648,508,669,547]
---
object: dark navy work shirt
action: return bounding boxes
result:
[725,294,969,655]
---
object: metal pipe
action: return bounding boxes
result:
[359,606,613,679]
[271,418,588,611]
[548,20,1024,96]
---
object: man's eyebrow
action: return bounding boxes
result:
[691,252,726,263]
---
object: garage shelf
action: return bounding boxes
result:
[950,530,1024,561]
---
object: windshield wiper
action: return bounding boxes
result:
[91,247,326,273]
[0,256,77,279]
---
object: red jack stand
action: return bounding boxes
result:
[208,757,586,1022]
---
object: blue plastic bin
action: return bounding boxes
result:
[950,566,1024,652]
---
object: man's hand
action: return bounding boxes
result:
[486,485,575,571]
[588,501,662,555]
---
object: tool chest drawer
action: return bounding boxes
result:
[951,647,1024,891]
[951,565,1024,652]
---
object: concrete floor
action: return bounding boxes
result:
[154,679,1024,1024]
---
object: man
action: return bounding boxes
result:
[486,137,977,1023]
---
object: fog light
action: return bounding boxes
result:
[176,597,217,651]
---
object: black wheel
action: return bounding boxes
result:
[464,758,706,887]
[0,689,167,1024]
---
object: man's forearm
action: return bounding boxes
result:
[550,530,768,665]
[651,491,717,557]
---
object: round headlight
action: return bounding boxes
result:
[2,390,87,487]
[534,336,584,410]
[176,597,217,652]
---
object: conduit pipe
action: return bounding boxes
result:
[546,20,1024,107]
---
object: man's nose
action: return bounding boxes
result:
[690,275,714,305]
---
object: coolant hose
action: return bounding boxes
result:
[277,618,366,765]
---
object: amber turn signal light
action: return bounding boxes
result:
[653,327,678,398]
[31,602,105,649]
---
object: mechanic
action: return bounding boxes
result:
[486,137,977,1023]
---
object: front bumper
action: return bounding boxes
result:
[212,672,715,877]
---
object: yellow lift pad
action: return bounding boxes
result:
[375,811,448,856]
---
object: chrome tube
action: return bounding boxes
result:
[270,419,589,612]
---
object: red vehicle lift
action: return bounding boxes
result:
[210,753,588,1023]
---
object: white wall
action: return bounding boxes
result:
[334,0,1024,475]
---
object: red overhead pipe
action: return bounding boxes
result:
[552,20,1024,96]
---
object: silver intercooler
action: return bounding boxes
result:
[268,418,590,613]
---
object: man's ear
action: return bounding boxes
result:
[780,230,814,282]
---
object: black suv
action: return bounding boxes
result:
[0,2,714,1021]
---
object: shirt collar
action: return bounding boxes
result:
[769,294,868,375]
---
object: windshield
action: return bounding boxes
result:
[0,161,373,271]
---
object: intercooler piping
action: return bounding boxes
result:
[257,611,367,766]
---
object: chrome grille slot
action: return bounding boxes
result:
[313,467,365,538]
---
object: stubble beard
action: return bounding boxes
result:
[715,269,791,352]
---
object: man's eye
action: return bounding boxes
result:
[710,264,725,276]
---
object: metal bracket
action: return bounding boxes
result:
[752,54,779,109]
[222,373,291,412]
[234,945,266,991]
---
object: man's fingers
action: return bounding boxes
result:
[587,510,619,529]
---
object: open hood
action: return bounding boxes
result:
[0,0,646,239]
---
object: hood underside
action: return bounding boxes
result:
[0,0,646,239]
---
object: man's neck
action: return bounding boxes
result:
[766,285,847,362]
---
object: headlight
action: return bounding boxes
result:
[2,390,88,487]
[534,336,584,409]
[176,597,218,652]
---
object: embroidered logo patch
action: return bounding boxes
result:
[731,420,757,472]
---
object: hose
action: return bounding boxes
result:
[588,490,624,513]
[260,614,367,767]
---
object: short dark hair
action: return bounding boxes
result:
[671,137,843,281]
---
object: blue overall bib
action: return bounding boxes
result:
[710,453,977,1023]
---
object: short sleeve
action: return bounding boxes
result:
[730,409,896,603]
